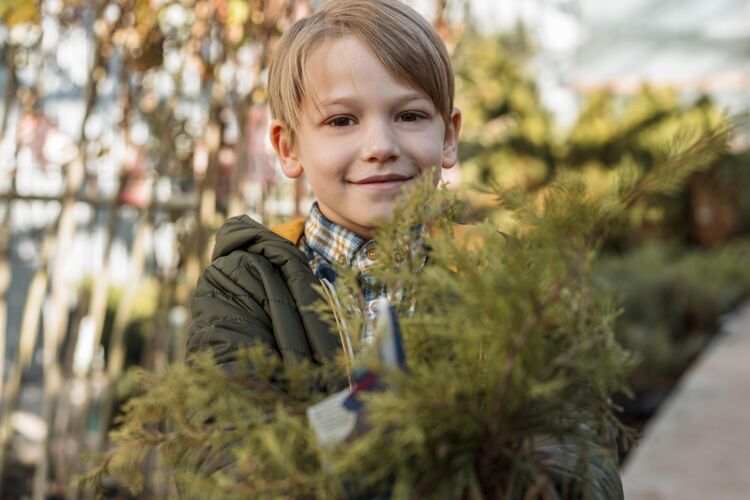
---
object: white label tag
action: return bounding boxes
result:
[306,389,357,448]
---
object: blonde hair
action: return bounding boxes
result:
[268,0,454,142]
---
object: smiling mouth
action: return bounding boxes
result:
[350,174,413,185]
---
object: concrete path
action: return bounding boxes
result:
[622,302,750,500]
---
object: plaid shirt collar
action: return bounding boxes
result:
[302,202,369,268]
[299,201,427,345]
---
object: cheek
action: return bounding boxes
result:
[300,157,346,193]
[412,125,447,160]
[301,136,353,168]
[411,136,446,169]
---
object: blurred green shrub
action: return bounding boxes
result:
[595,240,750,396]
[454,29,555,191]
[100,278,161,369]
[454,32,747,247]
[72,277,160,373]
[454,33,750,411]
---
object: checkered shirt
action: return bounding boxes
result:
[298,202,396,343]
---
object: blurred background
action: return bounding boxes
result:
[0,0,748,497]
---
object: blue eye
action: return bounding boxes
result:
[327,116,355,127]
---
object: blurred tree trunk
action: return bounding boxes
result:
[0,136,23,427]
[226,98,248,218]
[22,3,105,494]
[0,234,53,490]
[0,149,27,443]
[0,199,11,400]
[62,171,127,492]
[0,28,45,410]
[95,214,149,452]
[65,49,137,500]
[182,78,224,327]
[0,44,17,140]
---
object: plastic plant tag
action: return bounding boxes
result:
[306,388,358,448]
[374,298,407,370]
[307,299,407,448]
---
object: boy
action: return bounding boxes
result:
[187,0,460,373]
[186,1,623,497]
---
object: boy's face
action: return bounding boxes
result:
[271,36,461,239]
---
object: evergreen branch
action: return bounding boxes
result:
[619,120,733,209]
[542,335,608,382]
[489,245,586,433]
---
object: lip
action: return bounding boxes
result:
[350,173,413,184]
[349,174,414,192]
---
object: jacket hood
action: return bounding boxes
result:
[211,215,303,262]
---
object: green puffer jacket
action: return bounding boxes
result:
[187,214,340,373]
[186,215,624,500]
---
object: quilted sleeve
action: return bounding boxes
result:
[187,251,280,372]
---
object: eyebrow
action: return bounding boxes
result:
[318,91,430,108]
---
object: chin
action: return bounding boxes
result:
[364,205,397,224]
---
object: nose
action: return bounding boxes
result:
[360,119,400,163]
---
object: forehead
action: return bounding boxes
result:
[301,36,432,113]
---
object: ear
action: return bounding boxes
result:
[270,120,304,179]
[441,107,462,169]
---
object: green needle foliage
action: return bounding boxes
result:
[595,239,750,395]
[78,121,731,499]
